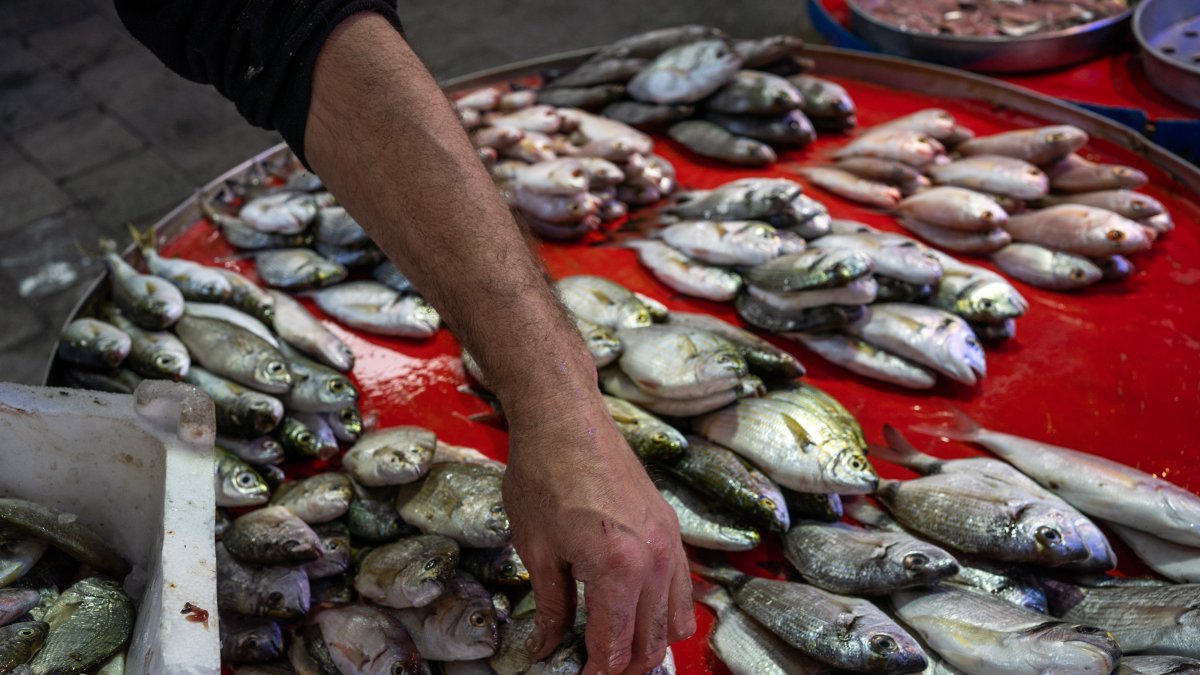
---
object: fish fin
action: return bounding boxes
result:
[590,289,616,306]
[126,223,157,254]
[870,426,943,474]
[691,580,733,613]
[780,414,812,447]
[688,554,746,589]
[909,407,985,443]
[843,495,891,528]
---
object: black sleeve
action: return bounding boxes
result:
[114,0,402,166]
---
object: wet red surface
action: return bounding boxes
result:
[175,75,1200,674]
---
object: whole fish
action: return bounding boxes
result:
[794,167,901,209]
[807,233,942,286]
[372,260,415,294]
[789,75,855,118]
[625,240,743,301]
[600,366,760,417]
[343,426,437,487]
[925,250,1029,322]
[460,546,529,588]
[97,304,191,380]
[215,449,270,507]
[992,243,1102,291]
[549,57,648,88]
[0,529,46,590]
[0,499,128,579]
[29,577,132,675]
[309,282,441,338]
[568,109,654,156]
[347,482,413,544]
[951,557,1050,614]
[202,201,314,251]
[785,332,936,390]
[601,100,694,129]
[218,267,276,323]
[736,296,865,334]
[1116,655,1200,674]
[269,291,354,372]
[1003,205,1151,257]
[696,386,877,494]
[185,366,284,436]
[221,612,284,664]
[834,128,944,167]
[914,409,1200,548]
[311,605,427,675]
[783,520,958,594]
[733,34,805,67]
[217,543,309,620]
[874,276,932,303]
[665,178,801,222]
[1043,189,1164,220]
[767,192,830,234]
[0,589,40,628]
[312,206,369,247]
[897,187,1008,232]
[844,303,986,385]
[391,572,500,661]
[0,621,47,672]
[101,240,185,329]
[873,108,958,142]
[627,39,742,104]
[1042,580,1200,657]
[897,216,1012,254]
[667,311,804,377]
[184,302,278,346]
[929,156,1049,200]
[659,220,782,266]
[892,585,1120,675]
[396,463,510,548]
[497,158,590,196]
[696,586,833,675]
[279,413,339,460]
[596,24,728,60]
[239,191,321,234]
[616,325,748,400]
[270,473,353,524]
[1141,212,1174,235]
[707,70,802,115]
[254,248,347,291]
[1046,154,1149,192]
[657,477,761,551]
[695,562,927,673]
[705,109,815,147]
[745,248,874,292]
[836,157,929,190]
[668,120,776,167]
[356,535,460,609]
[958,125,1088,165]
[57,319,131,370]
[61,367,143,395]
[569,315,622,368]
[664,434,789,532]
[486,105,563,134]
[602,395,687,462]
[782,491,844,524]
[131,237,233,304]
[746,276,878,312]
[536,84,626,109]
[174,314,292,393]
[223,506,322,565]
[1106,522,1200,584]
[276,346,357,413]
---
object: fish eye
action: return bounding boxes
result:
[243,638,258,650]
[424,557,441,571]
[966,338,980,349]
[652,432,670,444]
[1047,132,1067,143]
[1026,167,1042,176]
[848,457,865,471]
[267,362,285,374]
[980,298,993,309]
[759,497,776,510]
[501,562,516,576]
[391,664,409,675]
[299,433,315,446]
[490,504,506,515]
[1074,625,1105,635]
[268,591,284,606]
[1106,229,1125,241]
[282,539,301,551]
[916,135,929,144]
[469,611,488,627]
[1036,526,1062,544]
[236,472,256,487]
[339,409,357,422]
[869,635,898,654]
[1114,167,1132,177]
[1070,268,1087,281]
[17,628,35,638]
[903,553,929,569]
[155,355,176,368]
[328,380,346,393]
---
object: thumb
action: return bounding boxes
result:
[524,549,577,661]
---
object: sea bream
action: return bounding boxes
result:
[843,303,986,385]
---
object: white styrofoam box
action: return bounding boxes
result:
[0,380,220,674]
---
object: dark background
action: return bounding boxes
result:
[0,1,818,383]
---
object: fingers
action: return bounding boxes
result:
[622,539,672,675]
[580,546,641,675]
[666,550,696,643]
[522,546,577,660]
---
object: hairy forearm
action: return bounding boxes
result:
[305,14,598,420]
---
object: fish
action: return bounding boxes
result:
[925,250,1029,323]
[788,75,855,119]
[487,105,564,134]
[490,614,537,674]
[569,315,622,368]
[536,84,626,109]
[844,303,986,385]
[29,577,133,675]
[270,473,353,524]
[873,276,932,303]
[707,70,803,115]
[1106,522,1200,584]
[659,220,783,266]
[602,395,688,462]
[1046,153,1149,192]
[1141,211,1174,235]
[792,167,901,209]
[0,499,129,580]
[785,332,936,390]
[992,243,1103,291]
[184,302,278,346]
[355,535,460,609]
[308,281,441,338]
[312,205,370,247]
[277,413,338,462]
[663,433,790,532]
[97,304,191,380]
[215,449,270,508]
[600,366,760,417]
[950,556,1050,614]
[396,463,511,548]
[746,276,878,313]
[548,57,648,88]
[0,621,47,673]
[269,291,355,372]
[0,529,47,593]
[216,543,310,620]
[347,482,412,544]
[174,314,292,393]
[834,128,944,167]
[696,386,877,494]
[957,125,1089,165]
[695,561,927,673]
[1042,580,1200,657]
[1116,655,1200,674]
[459,546,530,588]
[732,34,805,67]
[220,612,284,664]
[705,109,815,147]
[1003,204,1151,257]
[218,267,276,323]
[238,191,321,234]
[496,158,590,196]
[100,240,185,330]
[736,296,865,333]
[874,108,958,141]
[601,100,695,129]
[697,584,832,675]
[1042,189,1164,220]
[615,325,748,400]
[343,426,437,487]
[929,155,1049,200]
[745,248,874,292]
[456,87,503,111]
[806,233,941,286]
[61,367,143,394]
[311,605,428,675]
[892,585,1120,675]
[668,120,776,167]
[56,319,131,370]
[130,230,233,303]
[312,239,383,267]
[223,506,322,565]
[201,200,314,251]
[253,248,347,291]
[1092,254,1135,281]
[766,192,829,232]
[0,590,40,628]
[666,311,804,378]
[836,157,929,190]
[665,177,802,222]
[568,109,654,156]
[185,366,284,436]
[277,347,358,413]
[371,261,415,294]
[627,39,742,104]
[914,409,1200,547]
[657,477,760,551]
[391,572,500,661]
[897,216,1012,254]
[896,187,1009,232]
[594,24,727,60]
[625,240,743,301]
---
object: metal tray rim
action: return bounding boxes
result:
[1133,0,1200,77]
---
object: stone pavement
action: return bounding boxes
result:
[0,0,816,384]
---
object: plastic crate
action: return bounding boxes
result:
[0,381,220,675]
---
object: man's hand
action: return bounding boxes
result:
[505,396,695,675]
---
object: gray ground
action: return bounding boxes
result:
[0,0,817,383]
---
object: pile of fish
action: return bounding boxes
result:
[857,0,1129,38]
[534,25,856,166]
[0,497,135,674]
[454,94,678,240]
[798,111,1168,293]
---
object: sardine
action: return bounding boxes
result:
[625,240,743,301]
[269,291,355,372]
[615,325,748,400]
[844,303,986,385]
[1042,580,1200,657]
[238,191,321,234]
[309,282,440,338]
[659,220,782,266]
[223,506,322,565]
[786,332,937,390]
[1046,154,1149,192]
[221,612,284,664]
[992,243,1102,291]
[391,572,500,661]
[57,319,131,370]
[627,39,742,104]
[705,109,815,147]
[665,178,802,221]
[897,187,1009,232]
[793,167,901,209]
[175,314,292,393]
[929,155,1049,200]
[657,477,760,551]
[0,621,47,673]
[0,499,128,580]
[219,267,276,323]
[602,395,687,462]
[666,311,804,377]
[958,125,1088,165]
[1003,205,1151,257]
[343,426,437,487]
[270,473,353,524]
[668,120,776,167]
[834,128,944,167]
[355,535,460,608]
[101,241,185,329]
[215,449,270,508]
[1106,522,1200,584]
[30,577,133,675]
[898,216,1012,254]
[396,463,510,548]
[745,248,874,292]
[311,605,428,675]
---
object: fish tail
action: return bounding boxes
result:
[691,578,733,613]
[910,407,985,443]
[843,495,890,528]
[688,554,745,589]
[870,425,942,474]
[126,223,156,254]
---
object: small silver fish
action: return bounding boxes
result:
[1042,579,1200,658]
[556,275,654,329]
[269,290,354,372]
[925,249,1030,322]
[844,303,986,385]
[218,435,284,466]
[1046,153,1149,192]
[665,177,801,221]
[174,314,292,393]
[707,70,803,115]
[355,535,460,608]
[343,426,437,487]
[697,586,832,675]
[309,281,440,338]
[789,75,856,119]
[897,215,1012,254]
[930,155,1049,200]
[215,449,270,508]
[667,311,804,378]
[254,248,347,291]
[57,319,131,370]
[657,477,761,551]
[184,302,278,346]
[615,325,748,400]
[783,520,959,594]
[897,186,1009,232]
[1003,204,1151,257]
[396,463,510,548]
[807,232,942,286]
[625,240,743,301]
[627,39,742,104]
[992,243,1103,291]
[834,128,944,167]
[1043,189,1164,220]
[668,120,776,167]
[793,167,901,209]
[746,276,878,313]
[659,220,782,266]
[874,108,958,141]
[133,231,233,303]
[705,109,815,147]
[185,366,284,436]
[957,125,1089,165]
[102,241,185,330]
[238,191,322,234]
[390,572,500,661]
[278,346,358,413]
[745,247,874,292]
[785,332,937,390]
[311,604,428,675]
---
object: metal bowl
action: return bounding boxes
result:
[848,0,1132,73]
[1134,0,1200,110]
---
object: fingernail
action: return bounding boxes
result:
[525,625,545,655]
